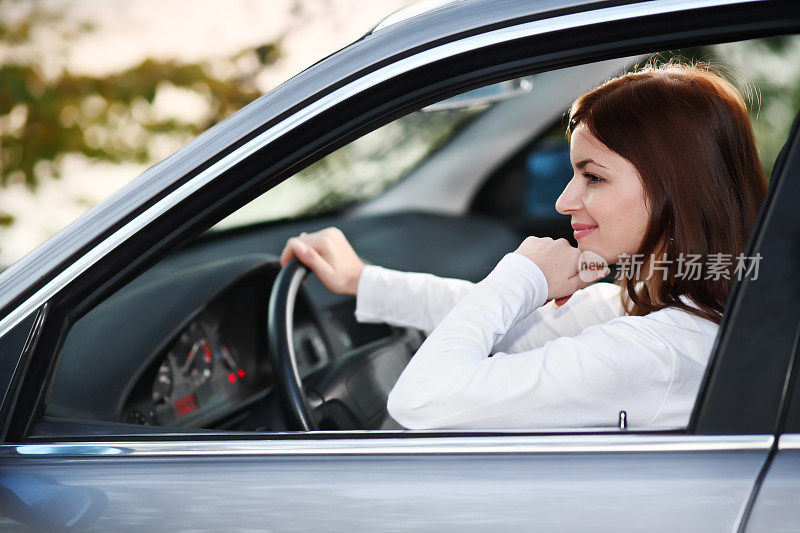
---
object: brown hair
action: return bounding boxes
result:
[566,60,767,324]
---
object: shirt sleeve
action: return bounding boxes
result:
[354,260,624,353]
[354,264,475,334]
[386,253,677,430]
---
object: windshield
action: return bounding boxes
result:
[213,104,491,230]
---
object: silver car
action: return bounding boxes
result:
[0,0,799,530]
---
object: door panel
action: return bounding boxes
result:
[0,435,769,532]
[741,436,800,533]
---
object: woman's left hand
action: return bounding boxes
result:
[514,236,609,302]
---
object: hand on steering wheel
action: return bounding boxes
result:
[267,258,317,431]
[271,228,363,430]
[280,227,364,297]
[272,227,413,431]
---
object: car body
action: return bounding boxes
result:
[0,0,799,530]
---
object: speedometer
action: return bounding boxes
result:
[135,304,260,429]
[181,338,214,388]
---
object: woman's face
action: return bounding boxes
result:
[555,123,650,265]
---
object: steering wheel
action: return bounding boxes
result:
[267,257,421,432]
[267,258,317,431]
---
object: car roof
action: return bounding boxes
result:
[369,0,649,34]
[0,0,753,326]
[369,0,463,33]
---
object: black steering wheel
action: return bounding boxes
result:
[267,257,421,432]
[267,258,317,431]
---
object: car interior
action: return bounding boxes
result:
[33,36,800,437]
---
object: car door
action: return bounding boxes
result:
[724,106,800,533]
[0,1,799,531]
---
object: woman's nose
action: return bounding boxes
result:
[555,177,582,214]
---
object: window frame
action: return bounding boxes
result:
[736,109,800,437]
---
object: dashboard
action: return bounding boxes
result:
[46,251,400,432]
[40,211,522,435]
[123,278,270,428]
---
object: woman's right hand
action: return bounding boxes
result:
[280,227,365,297]
[514,236,609,301]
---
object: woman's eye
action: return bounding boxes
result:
[583,173,604,184]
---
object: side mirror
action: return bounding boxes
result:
[422,76,534,111]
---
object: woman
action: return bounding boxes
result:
[280,62,767,430]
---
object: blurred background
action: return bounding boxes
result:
[1,0,799,268]
[0,0,413,266]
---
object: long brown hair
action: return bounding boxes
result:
[566,60,767,324]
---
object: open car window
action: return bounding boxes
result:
[213,103,493,230]
[34,34,800,439]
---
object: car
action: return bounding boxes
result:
[0,0,799,530]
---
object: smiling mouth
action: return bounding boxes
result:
[572,224,598,239]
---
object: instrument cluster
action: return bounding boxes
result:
[124,280,268,428]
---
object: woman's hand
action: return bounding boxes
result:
[514,236,609,302]
[280,227,365,297]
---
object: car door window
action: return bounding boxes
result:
[472,38,800,238]
[471,118,573,239]
[29,34,800,438]
[213,103,493,231]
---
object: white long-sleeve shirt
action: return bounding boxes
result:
[354,253,719,430]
